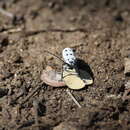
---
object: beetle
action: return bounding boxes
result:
[62,48,79,73]
[62,48,81,77]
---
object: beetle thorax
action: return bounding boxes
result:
[62,48,76,66]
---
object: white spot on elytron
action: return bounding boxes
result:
[62,48,76,66]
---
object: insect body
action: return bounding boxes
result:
[62,48,80,77]
[62,47,79,75]
[62,48,85,89]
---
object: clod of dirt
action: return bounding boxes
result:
[114,13,124,23]
[6,51,23,64]
[122,81,130,100]
[0,34,8,52]
[125,81,130,89]
[12,14,25,25]
[124,58,130,76]
[53,122,79,130]
[0,88,8,97]
[0,34,8,46]
[0,67,13,81]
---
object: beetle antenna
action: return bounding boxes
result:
[44,50,65,63]
[44,50,74,68]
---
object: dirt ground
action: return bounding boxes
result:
[0,0,130,129]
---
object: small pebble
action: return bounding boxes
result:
[124,58,130,76]
[53,122,78,130]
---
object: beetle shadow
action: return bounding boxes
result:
[76,58,94,81]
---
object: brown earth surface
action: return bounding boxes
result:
[0,0,130,130]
